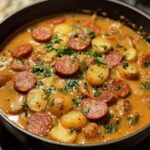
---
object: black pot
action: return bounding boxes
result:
[0,0,150,149]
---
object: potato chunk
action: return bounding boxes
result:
[124,47,137,61]
[54,23,72,35]
[92,37,111,54]
[47,92,73,117]
[27,88,47,112]
[60,110,88,130]
[86,64,109,85]
[119,63,139,80]
[50,123,77,143]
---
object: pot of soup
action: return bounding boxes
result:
[0,0,150,149]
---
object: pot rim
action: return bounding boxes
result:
[0,0,150,147]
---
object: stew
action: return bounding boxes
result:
[0,13,150,144]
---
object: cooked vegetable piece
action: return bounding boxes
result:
[124,47,137,61]
[47,92,73,117]
[92,37,111,53]
[60,110,87,129]
[54,23,72,35]
[50,123,77,143]
[86,64,109,86]
[27,88,47,112]
[119,63,139,80]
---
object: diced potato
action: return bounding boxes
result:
[54,23,72,35]
[86,64,109,85]
[47,92,73,117]
[50,123,77,143]
[27,88,47,112]
[92,37,112,53]
[119,64,139,80]
[124,47,137,61]
[60,110,88,130]
[43,51,56,63]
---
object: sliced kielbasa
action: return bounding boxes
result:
[104,50,123,68]
[32,27,52,42]
[108,79,131,98]
[99,91,116,104]
[11,43,33,59]
[50,17,65,24]
[14,71,36,93]
[0,74,11,87]
[69,32,91,51]
[138,54,150,67]
[81,97,108,120]
[55,56,79,77]
[27,113,52,136]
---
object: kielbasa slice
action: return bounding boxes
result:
[99,91,116,104]
[50,17,65,24]
[104,50,123,68]
[108,79,131,98]
[14,71,36,93]
[32,27,52,42]
[11,43,33,59]
[55,56,79,77]
[0,74,11,87]
[81,97,108,120]
[69,32,91,51]
[27,113,52,136]
[138,54,150,67]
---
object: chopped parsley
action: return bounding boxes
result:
[32,65,52,77]
[98,73,104,79]
[72,99,79,107]
[86,49,106,66]
[115,85,121,90]
[94,90,101,97]
[43,86,55,96]
[17,58,25,63]
[115,43,127,51]
[56,47,76,57]
[82,106,89,114]
[21,101,28,110]
[122,62,129,69]
[45,35,63,52]
[60,78,78,94]
[104,124,118,133]
[77,72,84,79]
[140,82,150,90]
[127,114,139,125]
[85,29,95,39]
[36,81,43,88]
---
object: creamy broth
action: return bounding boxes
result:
[0,13,150,144]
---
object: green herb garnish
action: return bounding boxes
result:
[56,47,75,57]
[72,99,79,107]
[46,35,63,52]
[43,86,55,96]
[140,82,150,90]
[32,65,52,77]
[122,62,129,69]
[104,124,118,133]
[82,106,89,114]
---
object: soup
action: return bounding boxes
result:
[0,13,150,144]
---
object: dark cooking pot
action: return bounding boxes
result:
[0,0,150,149]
